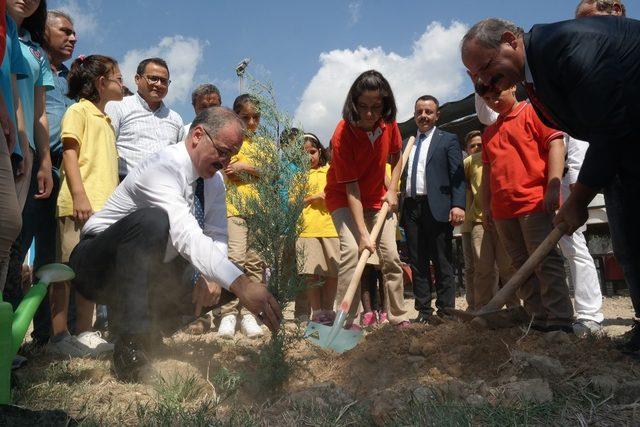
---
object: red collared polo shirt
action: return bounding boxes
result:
[325,119,402,212]
[482,101,563,220]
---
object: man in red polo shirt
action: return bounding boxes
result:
[481,85,574,332]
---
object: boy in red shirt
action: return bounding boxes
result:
[481,86,574,332]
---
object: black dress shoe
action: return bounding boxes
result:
[113,335,151,382]
[435,310,456,321]
[412,312,432,324]
[618,320,640,354]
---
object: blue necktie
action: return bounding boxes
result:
[191,178,205,286]
[410,133,426,198]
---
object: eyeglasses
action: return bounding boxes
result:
[107,77,124,86]
[141,74,171,86]
[200,126,234,160]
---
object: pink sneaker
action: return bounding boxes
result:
[362,311,377,327]
[378,312,389,324]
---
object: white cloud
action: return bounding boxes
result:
[294,21,469,144]
[348,1,362,26]
[119,36,206,106]
[52,0,99,37]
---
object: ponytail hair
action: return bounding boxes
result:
[67,55,118,103]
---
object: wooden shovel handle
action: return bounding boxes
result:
[338,136,416,313]
[478,223,569,314]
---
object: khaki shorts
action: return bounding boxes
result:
[57,216,82,263]
[296,237,339,278]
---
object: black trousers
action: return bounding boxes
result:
[69,207,234,337]
[401,197,455,315]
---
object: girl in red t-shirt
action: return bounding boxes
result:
[325,70,409,328]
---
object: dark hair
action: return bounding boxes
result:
[303,133,328,167]
[136,57,169,77]
[415,95,440,110]
[464,130,482,147]
[342,70,397,124]
[191,106,245,139]
[232,93,259,114]
[191,84,221,106]
[22,0,48,45]
[67,55,118,102]
[280,127,301,147]
[122,85,134,96]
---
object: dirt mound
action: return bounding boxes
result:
[280,319,638,405]
[11,297,640,425]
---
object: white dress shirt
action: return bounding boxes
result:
[106,93,185,176]
[83,142,242,289]
[405,127,436,196]
[563,134,588,185]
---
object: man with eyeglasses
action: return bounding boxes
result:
[106,57,184,181]
[68,107,282,382]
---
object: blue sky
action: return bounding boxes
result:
[49,0,638,142]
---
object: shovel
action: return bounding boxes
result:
[304,136,416,352]
[443,223,568,328]
[0,263,75,404]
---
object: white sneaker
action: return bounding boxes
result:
[240,314,264,338]
[46,334,92,357]
[76,331,114,356]
[218,314,237,339]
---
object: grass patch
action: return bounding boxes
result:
[387,382,613,427]
[210,367,244,402]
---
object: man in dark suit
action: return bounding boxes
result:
[400,95,465,323]
[461,15,640,353]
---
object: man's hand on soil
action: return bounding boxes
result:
[229,275,282,332]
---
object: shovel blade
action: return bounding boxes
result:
[304,321,363,353]
[35,263,75,284]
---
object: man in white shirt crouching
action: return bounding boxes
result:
[70,107,281,382]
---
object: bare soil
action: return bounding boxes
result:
[8,296,640,426]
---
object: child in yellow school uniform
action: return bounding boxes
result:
[49,55,124,357]
[297,133,339,324]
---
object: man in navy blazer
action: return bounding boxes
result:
[400,95,465,323]
[461,15,640,352]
